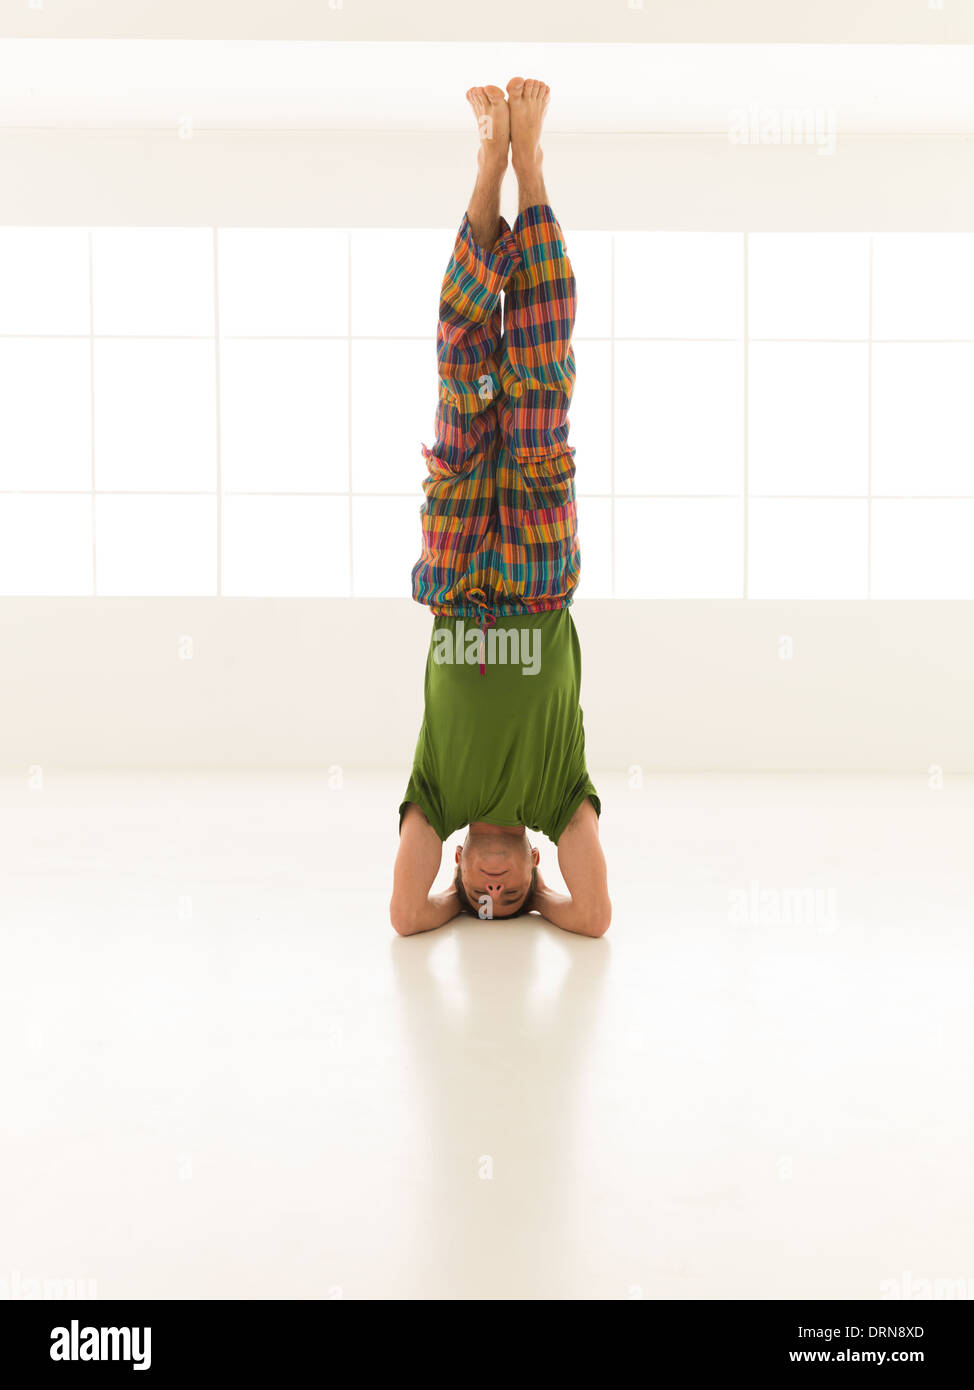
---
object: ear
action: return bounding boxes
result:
[454,845,463,866]
[531,846,540,866]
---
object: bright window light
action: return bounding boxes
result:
[218,229,349,337]
[220,339,348,493]
[748,234,870,340]
[615,342,743,495]
[565,231,612,340]
[872,234,974,340]
[351,495,422,598]
[748,343,868,495]
[93,339,216,491]
[615,498,743,598]
[569,340,612,495]
[351,229,455,338]
[351,338,438,494]
[0,228,90,336]
[748,499,869,599]
[92,228,214,337]
[0,495,92,596]
[872,500,974,599]
[0,339,91,490]
[95,494,216,595]
[3,226,974,599]
[872,344,974,496]
[222,494,350,597]
[575,496,613,598]
[614,233,744,339]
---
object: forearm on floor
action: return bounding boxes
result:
[530,884,609,938]
[392,886,462,937]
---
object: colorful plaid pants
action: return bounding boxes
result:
[410,202,580,620]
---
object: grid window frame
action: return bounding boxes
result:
[1,226,974,598]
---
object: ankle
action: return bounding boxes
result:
[514,139,544,169]
[477,147,509,178]
[516,172,547,212]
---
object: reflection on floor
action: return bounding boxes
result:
[1,769,971,1300]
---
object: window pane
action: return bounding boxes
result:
[614,233,743,339]
[615,498,743,598]
[873,234,974,340]
[749,233,869,340]
[14,220,974,605]
[92,228,214,336]
[566,231,612,340]
[222,495,349,596]
[220,340,348,492]
[872,500,974,598]
[351,495,421,598]
[576,496,612,598]
[569,340,611,495]
[96,495,216,595]
[351,339,438,493]
[615,342,742,495]
[0,339,91,490]
[0,228,90,335]
[872,344,974,496]
[94,340,216,491]
[0,495,92,595]
[748,343,868,495]
[351,229,455,337]
[218,229,349,336]
[748,499,868,598]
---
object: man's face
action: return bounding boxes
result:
[456,827,539,918]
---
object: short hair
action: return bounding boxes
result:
[455,863,539,919]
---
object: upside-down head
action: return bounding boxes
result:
[454,825,540,919]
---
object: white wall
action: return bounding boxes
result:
[2,597,972,771]
[7,129,974,231]
[3,0,970,44]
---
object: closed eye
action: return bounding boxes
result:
[473,885,519,902]
[466,883,529,915]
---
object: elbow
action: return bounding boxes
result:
[586,902,612,938]
[389,901,417,937]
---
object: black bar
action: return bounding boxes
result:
[0,1298,968,1378]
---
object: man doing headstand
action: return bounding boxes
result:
[391,78,610,939]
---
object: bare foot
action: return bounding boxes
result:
[507,76,550,174]
[466,85,510,173]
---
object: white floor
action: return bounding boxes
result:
[1,769,972,1301]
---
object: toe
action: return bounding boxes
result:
[507,76,525,98]
[484,84,505,104]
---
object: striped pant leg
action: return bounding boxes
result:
[411,212,521,615]
[494,204,580,609]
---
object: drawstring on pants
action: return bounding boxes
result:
[466,589,496,677]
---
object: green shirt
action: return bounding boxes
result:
[399,609,600,844]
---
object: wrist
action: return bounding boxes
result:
[532,882,562,915]
[433,885,461,920]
